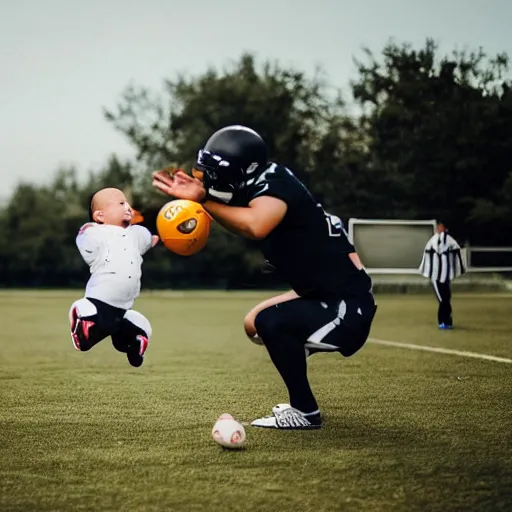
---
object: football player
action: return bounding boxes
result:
[153,126,377,429]
[69,188,159,367]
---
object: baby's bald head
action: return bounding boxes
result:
[89,188,133,227]
[90,188,125,212]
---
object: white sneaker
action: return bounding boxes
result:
[251,404,322,429]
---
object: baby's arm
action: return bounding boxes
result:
[130,225,158,255]
[76,223,102,265]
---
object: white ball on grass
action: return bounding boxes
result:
[212,414,246,449]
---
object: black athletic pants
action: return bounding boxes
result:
[254,293,377,414]
[79,298,146,352]
[432,280,452,326]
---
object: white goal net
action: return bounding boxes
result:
[347,218,437,274]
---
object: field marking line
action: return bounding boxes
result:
[368,338,512,364]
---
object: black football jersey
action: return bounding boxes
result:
[242,164,372,298]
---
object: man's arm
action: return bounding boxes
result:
[203,196,287,240]
[151,169,288,239]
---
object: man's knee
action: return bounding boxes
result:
[245,291,300,340]
[254,306,291,342]
[243,312,257,339]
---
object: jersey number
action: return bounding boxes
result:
[324,212,344,237]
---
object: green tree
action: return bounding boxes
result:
[105,54,355,286]
[3,41,511,289]
[105,54,347,178]
[1,179,75,286]
[0,157,146,287]
[350,39,512,243]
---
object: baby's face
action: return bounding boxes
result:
[97,190,133,227]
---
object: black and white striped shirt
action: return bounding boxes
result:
[419,232,466,283]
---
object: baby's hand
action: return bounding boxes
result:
[151,235,159,248]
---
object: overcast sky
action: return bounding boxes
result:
[1,0,510,200]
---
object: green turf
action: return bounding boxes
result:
[0,290,511,511]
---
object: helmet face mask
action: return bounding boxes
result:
[193,125,268,196]
[193,149,244,191]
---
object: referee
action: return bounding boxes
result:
[419,221,467,329]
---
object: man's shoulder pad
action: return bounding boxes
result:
[254,164,295,184]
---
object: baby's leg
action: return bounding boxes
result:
[68,298,110,351]
[111,310,152,368]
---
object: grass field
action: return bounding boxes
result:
[1,290,511,512]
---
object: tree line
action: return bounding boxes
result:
[1,39,511,288]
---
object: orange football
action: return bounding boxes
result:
[156,200,211,256]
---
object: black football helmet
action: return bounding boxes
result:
[193,125,268,201]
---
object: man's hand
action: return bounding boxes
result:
[152,169,206,203]
[151,235,159,247]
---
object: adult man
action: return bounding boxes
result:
[419,221,466,329]
[153,125,377,429]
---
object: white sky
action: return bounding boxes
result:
[0,0,510,200]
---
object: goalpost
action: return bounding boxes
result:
[347,218,512,274]
[347,218,437,274]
